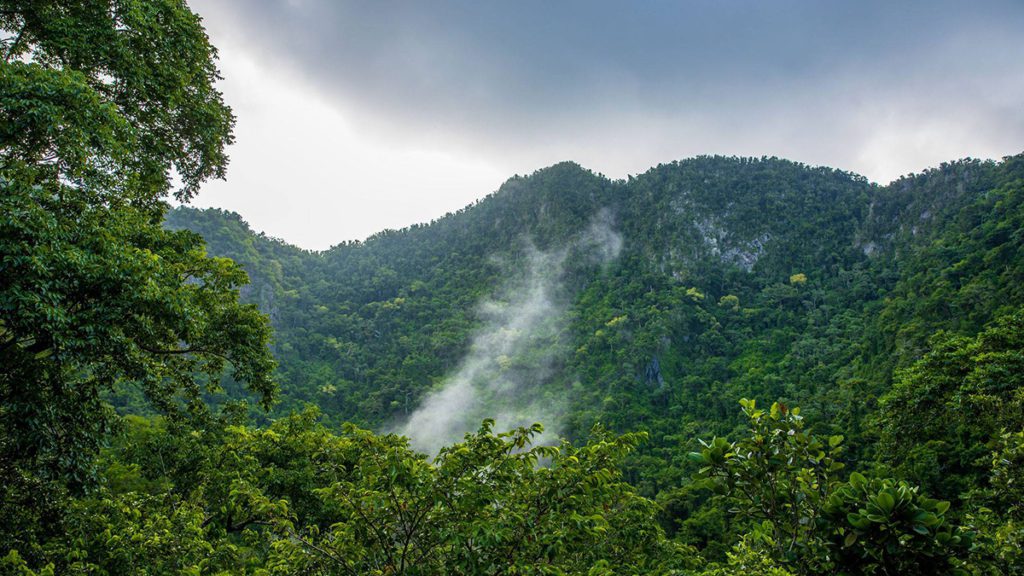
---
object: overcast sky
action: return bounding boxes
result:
[186,0,1024,250]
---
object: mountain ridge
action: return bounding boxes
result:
[163,151,1023,502]
[181,152,1003,256]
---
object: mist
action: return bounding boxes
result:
[399,213,622,455]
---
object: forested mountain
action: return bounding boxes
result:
[167,153,1022,487]
[159,152,1024,570]
[153,151,1024,565]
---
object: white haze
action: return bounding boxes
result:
[399,212,622,455]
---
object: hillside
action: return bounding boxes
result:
[166,153,1024,499]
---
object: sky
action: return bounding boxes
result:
[186,0,1024,250]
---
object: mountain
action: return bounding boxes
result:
[166,152,1024,499]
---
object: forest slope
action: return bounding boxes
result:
[167,152,1024,498]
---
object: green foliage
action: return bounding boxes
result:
[823,475,966,575]
[8,413,691,575]
[877,308,1024,499]
[1,0,235,201]
[962,431,1024,575]
[0,550,54,576]
[694,540,795,576]
[0,0,274,558]
[269,421,689,575]
[691,400,845,572]
[694,400,968,575]
[6,3,1024,573]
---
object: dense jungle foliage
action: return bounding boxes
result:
[3,1,1023,574]
[159,152,1024,574]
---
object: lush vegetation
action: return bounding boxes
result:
[3,1,1023,574]
[164,146,1024,573]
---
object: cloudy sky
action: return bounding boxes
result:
[186,0,1024,250]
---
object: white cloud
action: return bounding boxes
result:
[189,31,507,250]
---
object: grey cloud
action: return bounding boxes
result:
[192,0,1024,182]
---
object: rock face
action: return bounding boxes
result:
[644,356,664,387]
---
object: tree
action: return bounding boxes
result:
[964,431,1024,575]
[876,308,1024,500]
[0,0,275,553]
[690,399,846,572]
[1,0,235,203]
[691,400,967,575]
[7,413,691,574]
[266,419,690,575]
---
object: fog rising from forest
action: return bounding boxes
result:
[399,213,622,455]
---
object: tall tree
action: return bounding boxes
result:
[0,0,275,551]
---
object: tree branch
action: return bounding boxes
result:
[3,23,26,63]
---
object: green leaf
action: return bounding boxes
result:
[874,491,896,514]
[847,513,871,530]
